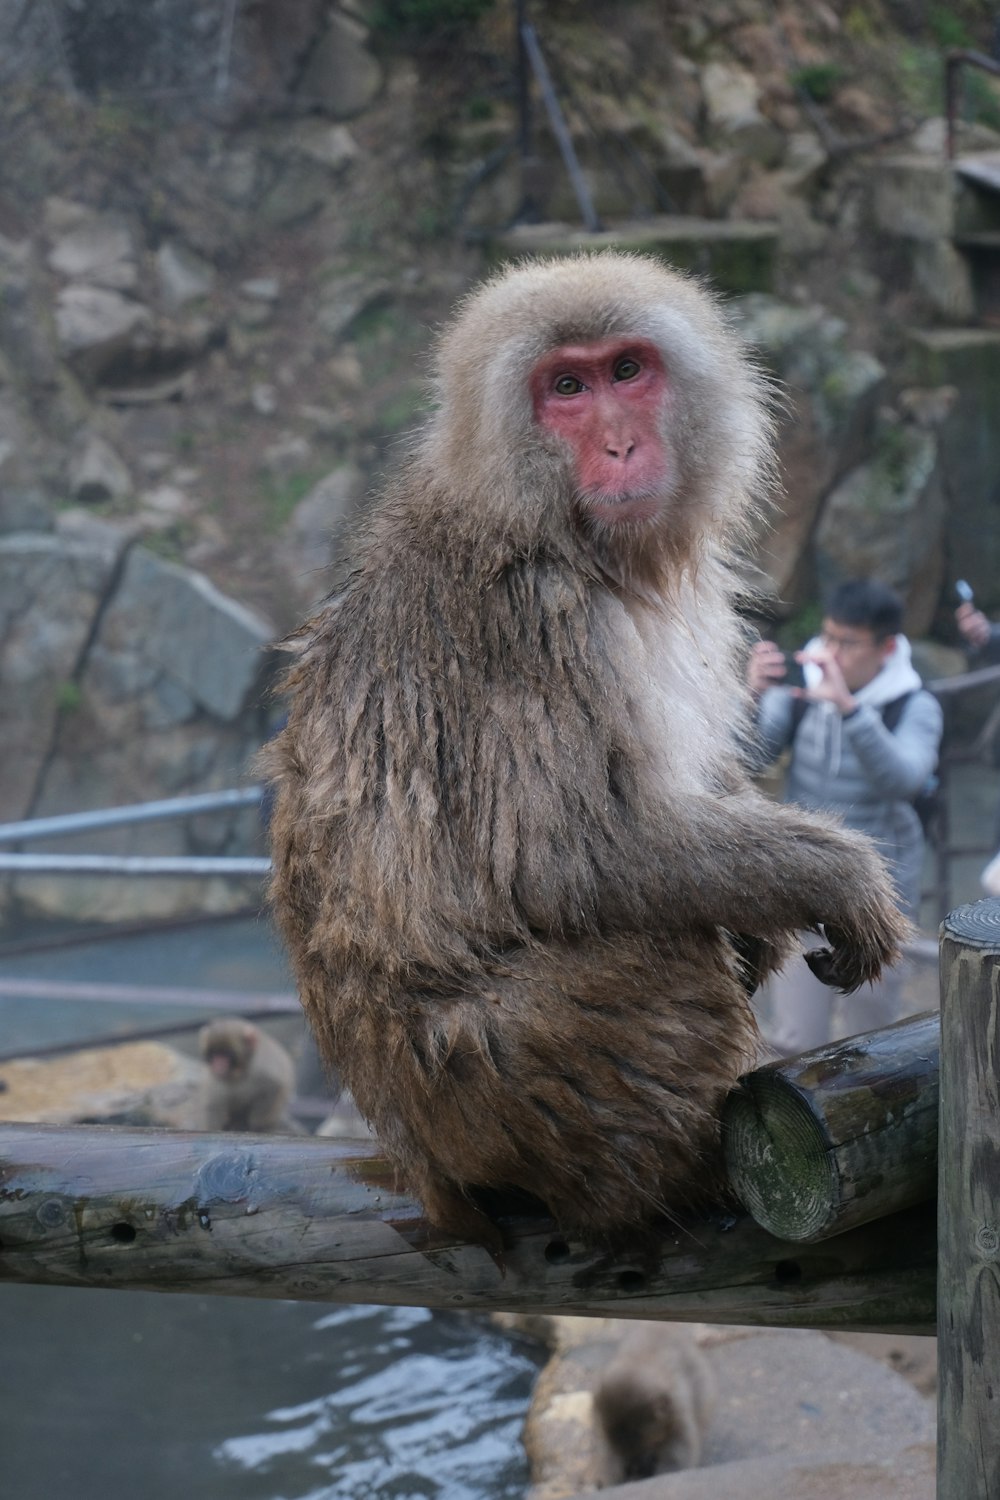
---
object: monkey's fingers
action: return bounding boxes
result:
[803,922,897,995]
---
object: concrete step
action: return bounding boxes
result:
[486,216,778,295]
[874,153,1000,238]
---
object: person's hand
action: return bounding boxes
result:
[956,601,992,650]
[799,644,856,716]
[748,639,791,698]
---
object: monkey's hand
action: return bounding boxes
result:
[803,908,910,995]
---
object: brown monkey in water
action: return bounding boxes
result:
[198,1019,296,1133]
[265,253,907,1244]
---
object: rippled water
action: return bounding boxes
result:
[0,1287,542,1500]
[0,916,543,1500]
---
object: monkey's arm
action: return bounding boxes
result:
[645,792,908,993]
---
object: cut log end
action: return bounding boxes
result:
[723,1073,836,1242]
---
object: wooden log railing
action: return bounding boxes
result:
[724,1011,939,1243]
[3,899,1000,1494]
[0,1120,936,1333]
[937,901,1000,1498]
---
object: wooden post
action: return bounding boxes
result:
[938,900,1000,1498]
[723,1012,939,1243]
[0,1121,935,1331]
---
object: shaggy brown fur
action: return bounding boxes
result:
[265,254,907,1245]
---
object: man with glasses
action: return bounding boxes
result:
[745,578,942,1054]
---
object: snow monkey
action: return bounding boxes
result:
[198,1019,296,1133]
[265,253,907,1245]
[593,1323,716,1479]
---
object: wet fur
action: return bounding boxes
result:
[265,254,907,1242]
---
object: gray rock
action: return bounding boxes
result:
[240,277,282,302]
[702,61,761,130]
[295,10,383,119]
[570,1444,934,1499]
[48,217,137,290]
[95,547,274,722]
[280,461,365,605]
[733,295,886,601]
[0,533,122,822]
[0,486,54,535]
[155,241,216,311]
[316,276,394,339]
[815,422,946,634]
[524,1323,934,1500]
[54,285,153,381]
[69,435,132,504]
[912,240,974,322]
[700,60,783,167]
[871,156,957,242]
[284,122,360,170]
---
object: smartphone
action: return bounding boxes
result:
[782,652,806,690]
[956,579,974,605]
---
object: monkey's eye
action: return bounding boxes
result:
[613,357,641,382]
[554,374,585,396]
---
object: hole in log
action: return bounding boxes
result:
[544,1239,571,1265]
[617,1269,645,1292]
[110,1222,137,1244]
[774,1259,802,1283]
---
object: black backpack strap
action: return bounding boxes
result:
[789,695,808,741]
[880,692,914,732]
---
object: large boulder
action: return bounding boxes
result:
[54,284,153,382]
[733,295,886,604]
[279,461,365,608]
[814,421,945,635]
[0,537,277,924]
[0,532,123,823]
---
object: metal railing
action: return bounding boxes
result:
[944,47,1000,158]
[0,786,269,877]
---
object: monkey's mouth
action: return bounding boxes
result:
[578,488,664,527]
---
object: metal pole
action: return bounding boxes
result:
[0,786,264,846]
[520,21,601,233]
[0,854,271,876]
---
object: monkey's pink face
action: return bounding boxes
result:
[208,1050,236,1079]
[530,338,670,524]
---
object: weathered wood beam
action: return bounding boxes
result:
[938,900,1000,1498]
[723,1011,939,1243]
[0,1121,934,1332]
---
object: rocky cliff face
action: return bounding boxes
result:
[0,0,997,920]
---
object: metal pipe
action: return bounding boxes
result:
[520,22,601,232]
[0,976,297,1010]
[0,854,271,876]
[0,786,264,846]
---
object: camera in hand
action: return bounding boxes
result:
[782,652,806,690]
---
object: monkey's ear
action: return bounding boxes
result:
[242,1025,258,1053]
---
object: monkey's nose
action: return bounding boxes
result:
[606,437,636,460]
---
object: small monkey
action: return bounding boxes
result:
[198,1019,296,1133]
[593,1323,715,1479]
[266,253,906,1244]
